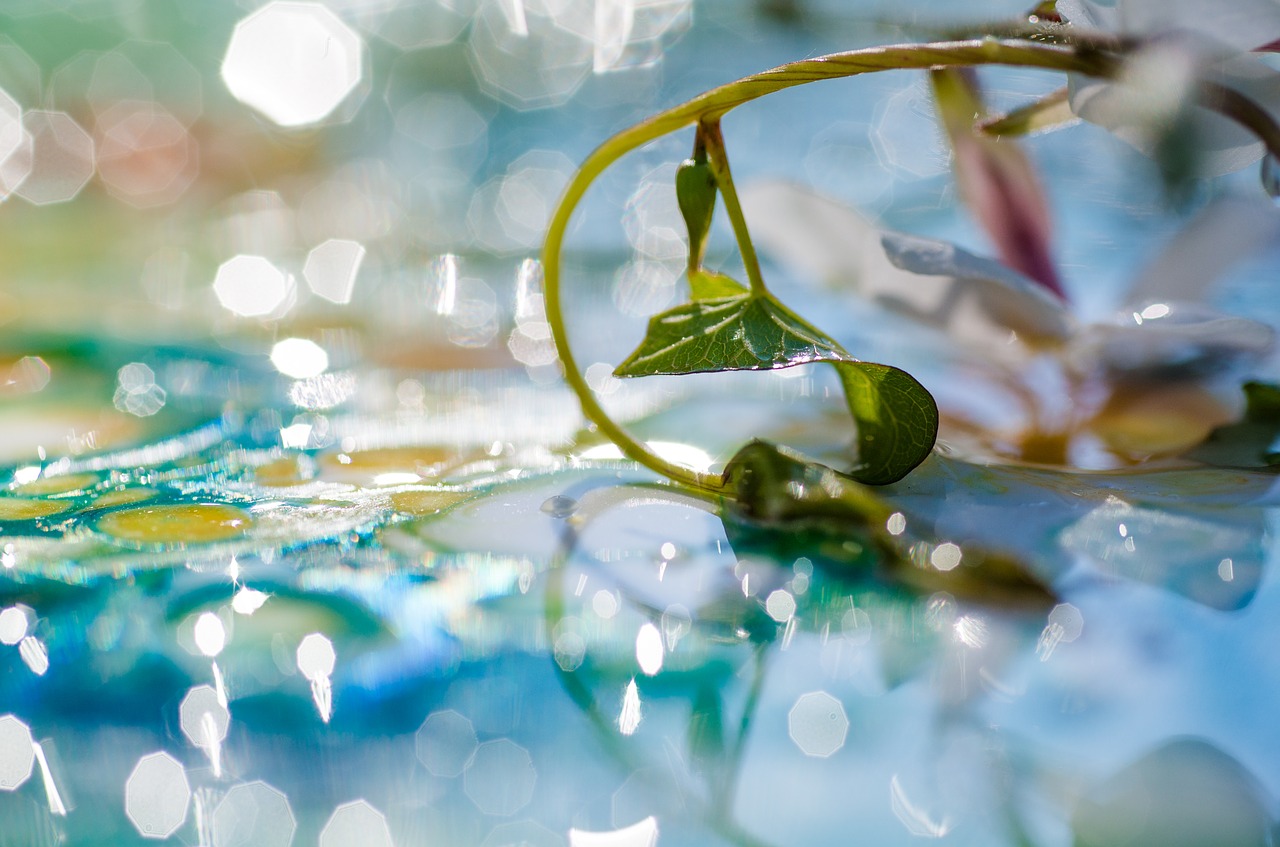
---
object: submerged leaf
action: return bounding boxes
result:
[1189,381,1280,468]
[615,292,938,484]
[723,440,1055,605]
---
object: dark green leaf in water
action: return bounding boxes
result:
[676,156,717,266]
[1243,380,1280,421]
[723,440,1055,606]
[1189,381,1280,467]
[687,683,726,775]
[688,269,747,301]
[615,292,938,484]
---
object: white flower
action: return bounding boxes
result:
[742,180,1279,464]
[1059,0,1280,176]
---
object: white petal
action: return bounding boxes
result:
[880,232,1074,343]
[742,180,1073,350]
[1127,195,1280,306]
[1079,301,1275,377]
[1117,0,1280,53]
[1057,0,1120,30]
[1067,45,1276,177]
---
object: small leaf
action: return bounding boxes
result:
[689,269,748,300]
[979,87,1077,137]
[676,157,717,266]
[616,292,938,484]
[835,363,939,486]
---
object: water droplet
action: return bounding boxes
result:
[540,494,578,518]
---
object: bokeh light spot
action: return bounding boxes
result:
[222,1,364,128]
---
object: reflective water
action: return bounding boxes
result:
[4,2,1280,846]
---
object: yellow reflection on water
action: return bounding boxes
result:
[97,503,251,544]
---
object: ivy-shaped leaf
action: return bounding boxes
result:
[615,292,938,484]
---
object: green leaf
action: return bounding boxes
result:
[1243,381,1280,422]
[723,440,1055,606]
[835,362,939,486]
[689,269,748,300]
[615,292,938,484]
[676,157,717,265]
[614,292,851,376]
[1188,381,1280,468]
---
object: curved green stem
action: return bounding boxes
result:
[542,39,1122,495]
[701,118,769,296]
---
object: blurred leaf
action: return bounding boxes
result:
[979,86,1077,137]
[616,293,937,484]
[931,68,1066,299]
[1244,380,1280,421]
[687,683,726,774]
[724,441,1055,605]
[1187,381,1280,468]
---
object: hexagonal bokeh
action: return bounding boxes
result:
[467,1,592,110]
[296,632,336,681]
[14,110,94,206]
[179,685,230,750]
[787,691,849,758]
[415,709,478,777]
[468,150,574,252]
[372,0,473,51]
[213,255,294,318]
[869,81,949,180]
[303,239,366,305]
[464,739,537,817]
[116,40,203,128]
[212,781,296,847]
[0,715,35,791]
[0,605,30,645]
[222,1,364,128]
[124,751,191,839]
[95,101,198,208]
[0,37,42,106]
[0,86,29,201]
[319,799,393,847]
